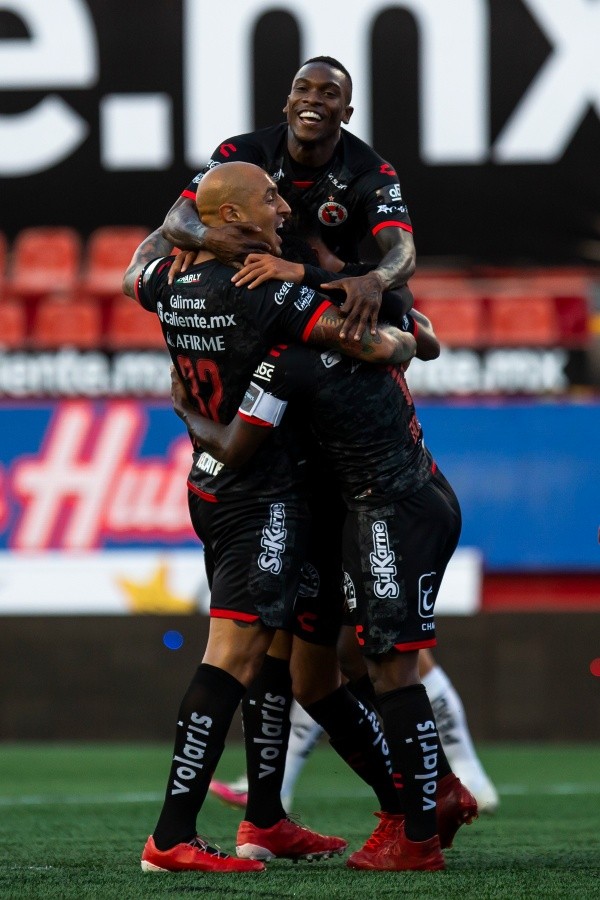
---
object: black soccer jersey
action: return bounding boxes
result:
[181,124,412,262]
[239,343,434,510]
[135,256,331,500]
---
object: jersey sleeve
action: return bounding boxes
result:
[354,163,413,239]
[181,134,267,199]
[254,280,334,343]
[134,256,174,311]
[238,345,307,426]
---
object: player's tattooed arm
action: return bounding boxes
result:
[307,304,416,364]
[122,227,173,299]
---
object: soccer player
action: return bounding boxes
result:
[161,56,415,340]
[122,161,416,874]
[169,308,478,871]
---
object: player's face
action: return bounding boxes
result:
[241,174,291,256]
[284,63,353,145]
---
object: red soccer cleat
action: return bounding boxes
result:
[437,773,479,849]
[141,835,265,873]
[347,814,445,871]
[236,816,348,861]
[209,777,248,809]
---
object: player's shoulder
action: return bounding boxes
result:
[340,129,398,179]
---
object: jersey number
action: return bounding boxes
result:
[177,355,224,420]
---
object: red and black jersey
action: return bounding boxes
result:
[136,255,331,500]
[239,342,433,511]
[182,124,412,262]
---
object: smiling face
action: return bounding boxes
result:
[284,61,353,147]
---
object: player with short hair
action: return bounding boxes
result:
[162,56,415,341]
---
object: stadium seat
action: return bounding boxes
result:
[0,297,28,349]
[32,292,102,349]
[106,293,165,349]
[7,227,82,298]
[487,292,559,346]
[413,292,486,347]
[81,226,149,296]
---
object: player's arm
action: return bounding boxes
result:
[320,226,416,341]
[171,367,271,468]
[122,227,171,300]
[411,308,440,361]
[306,303,416,366]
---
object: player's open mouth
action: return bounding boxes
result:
[298,110,323,123]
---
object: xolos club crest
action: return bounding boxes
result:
[318,199,348,226]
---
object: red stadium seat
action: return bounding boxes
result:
[8,227,82,298]
[106,294,165,349]
[32,292,102,349]
[414,292,486,347]
[82,226,149,297]
[487,292,559,346]
[0,297,28,349]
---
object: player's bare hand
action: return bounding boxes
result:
[204,223,272,266]
[232,254,305,289]
[168,251,197,284]
[320,272,384,340]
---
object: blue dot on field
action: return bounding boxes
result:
[163,630,184,650]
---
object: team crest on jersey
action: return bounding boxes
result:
[318,200,348,226]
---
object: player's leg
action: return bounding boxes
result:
[142,492,301,874]
[344,483,476,871]
[142,614,271,874]
[280,700,324,810]
[419,650,499,812]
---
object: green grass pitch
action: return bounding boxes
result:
[0,743,598,899]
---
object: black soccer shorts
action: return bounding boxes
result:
[342,468,461,657]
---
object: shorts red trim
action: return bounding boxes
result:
[210,609,260,623]
[187,480,218,502]
[302,300,333,341]
[372,221,413,236]
[393,637,437,652]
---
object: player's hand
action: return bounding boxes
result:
[168,250,197,284]
[204,223,272,266]
[320,271,384,340]
[232,253,305,289]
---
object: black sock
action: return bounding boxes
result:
[243,655,293,828]
[153,664,245,850]
[347,673,377,708]
[377,683,441,842]
[305,685,402,815]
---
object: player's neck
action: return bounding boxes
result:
[286,128,340,169]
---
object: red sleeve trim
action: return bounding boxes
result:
[302,300,333,342]
[393,637,437,651]
[210,608,260,623]
[181,189,196,200]
[187,480,218,502]
[237,411,273,427]
[372,221,413,236]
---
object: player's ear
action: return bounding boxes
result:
[220,202,240,223]
[342,105,354,125]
